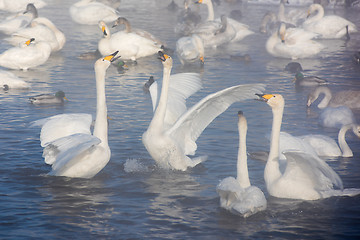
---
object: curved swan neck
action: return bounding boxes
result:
[316,87,332,109]
[338,124,353,157]
[278,2,286,22]
[149,63,172,130]
[237,114,251,188]
[204,0,215,21]
[93,62,108,146]
[123,19,132,33]
[265,100,284,186]
[308,4,324,23]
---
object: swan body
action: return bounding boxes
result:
[257,93,360,200]
[0,38,52,71]
[6,17,66,52]
[31,52,118,178]
[142,52,265,171]
[98,21,162,61]
[319,106,355,129]
[176,34,204,65]
[69,0,119,25]
[266,23,324,59]
[0,3,38,35]
[29,91,67,105]
[307,86,360,109]
[0,70,30,89]
[0,0,45,12]
[216,111,267,217]
[303,4,358,39]
[293,72,327,87]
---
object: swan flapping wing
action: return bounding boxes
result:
[150,73,202,127]
[283,151,343,191]
[47,133,101,173]
[168,83,265,155]
[31,113,92,147]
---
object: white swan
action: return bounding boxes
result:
[0,3,38,35]
[266,23,324,59]
[98,21,163,61]
[6,17,66,52]
[303,4,358,39]
[0,0,46,12]
[142,52,265,171]
[0,70,30,89]
[31,52,119,178]
[176,34,204,65]
[0,38,51,71]
[195,0,253,43]
[318,106,355,129]
[257,93,360,200]
[307,86,360,109]
[216,111,267,217]
[293,72,327,87]
[29,91,68,105]
[301,124,360,158]
[69,0,119,25]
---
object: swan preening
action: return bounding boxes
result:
[98,21,163,61]
[70,0,120,25]
[216,111,267,217]
[266,23,324,59]
[0,38,52,71]
[6,17,66,52]
[0,70,30,89]
[31,51,119,178]
[176,34,205,65]
[257,93,360,200]
[303,4,358,39]
[29,91,68,105]
[142,52,265,171]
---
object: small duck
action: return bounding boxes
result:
[230,54,251,63]
[293,72,327,87]
[143,76,155,93]
[29,91,68,104]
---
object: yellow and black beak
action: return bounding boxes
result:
[158,51,169,62]
[102,26,107,36]
[104,51,120,62]
[195,0,203,4]
[25,38,35,46]
[255,93,274,102]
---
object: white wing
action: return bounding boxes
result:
[150,73,202,127]
[283,151,343,191]
[168,83,266,155]
[31,113,92,147]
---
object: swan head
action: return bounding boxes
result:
[307,4,322,18]
[256,94,284,109]
[25,38,35,46]
[158,51,173,68]
[96,51,120,69]
[24,3,38,18]
[279,23,286,43]
[112,17,128,28]
[98,21,108,37]
[306,86,331,108]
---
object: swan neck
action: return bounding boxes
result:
[124,20,131,33]
[93,64,108,146]
[317,87,332,109]
[278,2,285,21]
[237,117,251,188]
[205,1,215,21]
[338,124,353,157]
[149,64,172,130]
[265,103,284,186]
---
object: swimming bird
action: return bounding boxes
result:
[216,111,267,217]
[29,91,68,105]
[293,72,328,87]
[0,38,52,71]
[176,34,204,65]
[256,93,360,200]
[142,52,265,171]
[0,70,30,89]
[303,4,358,39]
[98,21,163,61]
[6,17,66,52]
[318,106,355,129]
[69,0,119,25]
[0,3,38,35]
[31,51,119,178]
[307,86,360,109]
[284,62,303,73]
[266,23,324,59]
[0,0,46,12]
[174,0,202,36]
